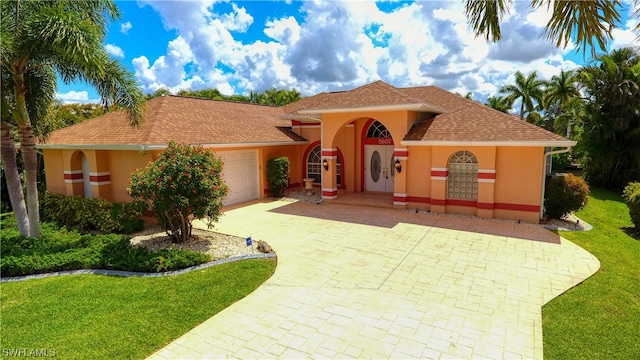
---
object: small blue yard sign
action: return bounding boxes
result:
[246,236,252,246]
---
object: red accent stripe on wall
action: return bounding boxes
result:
[394,150,409,157]
[407,196,431,203]
[64,173,83,180]
[393,196,407,202]
[446,199,477,207]
[494,203,540,212]
[477,202,495,210]
[431,170,448,177]
[322,190,338,197]
[431,199,446,206]
[321,149,338,157]
[89,174,110,182]
[363,137,395,145]
[478,172,496,179]
[292,120,301,126]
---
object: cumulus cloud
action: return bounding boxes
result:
[56,91,100,104]
[130,0,593,101]
[120,21,132,34]
[104,44,124,58]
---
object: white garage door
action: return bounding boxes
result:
[217,150,260,206]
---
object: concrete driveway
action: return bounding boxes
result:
[149,200,599,359]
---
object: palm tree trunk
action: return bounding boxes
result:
[520,102,525,120]
[13,73,41,238]
[1,121,30,237]
[18,123,41,238]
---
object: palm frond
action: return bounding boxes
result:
[464,0,512,42]
[533,0,621,56]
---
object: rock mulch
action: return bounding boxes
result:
[130,226,261,260]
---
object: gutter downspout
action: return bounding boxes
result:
[540,147,572,220]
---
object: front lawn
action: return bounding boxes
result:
[543,188,640,359]
[0,257,276,359]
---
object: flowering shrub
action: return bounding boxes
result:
[128,142,229,243]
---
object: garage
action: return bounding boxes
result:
[217,150,260,206]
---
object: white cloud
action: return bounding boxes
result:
[104,44,124,58]
[120,21,132,34]
[130,0,595,102]
[56,91,100,104]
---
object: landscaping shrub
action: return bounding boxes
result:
[623,182,640,230]
[267,156,289,198]
[545,173,590,219]
[0,214,209,277]
[128,141,229,243]
[551,153,571,171]
[39,192,147,234]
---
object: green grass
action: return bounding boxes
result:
[0,258,276,359]
[543,187,640,359]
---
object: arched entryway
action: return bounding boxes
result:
[68,151,92,197]
[362,119,394,192]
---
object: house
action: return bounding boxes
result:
[40,81,575,223]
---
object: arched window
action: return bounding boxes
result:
[307,146,322,184]
[306,145,342,186]
[447,150,478,200]
[366,120,391,138]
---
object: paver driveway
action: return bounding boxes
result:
[149,200,599,359]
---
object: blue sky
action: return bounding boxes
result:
[57,0,639,104]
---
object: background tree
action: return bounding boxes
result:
[543,70,580,131]
[576,47,640,189]
[500,70,545,122]
[1,0,144,238]
[464,0,633,55]
[128,142,229,243]
[485,96,513,113]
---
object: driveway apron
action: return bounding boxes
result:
[148,200,599,359]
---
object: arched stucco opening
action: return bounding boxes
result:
[69,151,92,197]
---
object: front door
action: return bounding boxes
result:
[365,145,394,192]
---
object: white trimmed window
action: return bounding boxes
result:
[447,150,478,200]
[307,146,322,184]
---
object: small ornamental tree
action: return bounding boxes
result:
[128,142,229,243]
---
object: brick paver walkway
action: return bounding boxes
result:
[149,200,599,359]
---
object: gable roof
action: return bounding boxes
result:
[43,96,305,149]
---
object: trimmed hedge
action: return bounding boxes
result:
[40,192,148,234]
[545,173,590,219]
[0,214,210,277]
[267,157,289,198]
[623,182,640,230]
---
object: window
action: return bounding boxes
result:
[306,145,342,186]
[366,120,391,138]
[447,150,478,200]
[307,146,322,184]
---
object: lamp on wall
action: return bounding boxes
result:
[395,158,402,173]
[322,158,329,171]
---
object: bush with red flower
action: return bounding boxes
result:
[128,141,229,242]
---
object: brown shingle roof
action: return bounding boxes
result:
[45,96,305,146]
[404,103,569,142]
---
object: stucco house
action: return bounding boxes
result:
[41,80,575,223]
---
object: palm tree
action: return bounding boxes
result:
[542,69,580,132]
[577,47,640,188]
[554,96,586,139]
[485,96,513,113]
[500,71,545,122]
[464,0,631,55]
[1,0,144,238]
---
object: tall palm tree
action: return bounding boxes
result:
[500,71,545,122]
[485,95,513,113]
[543,69,580,132]
[464,0,630,55]
[1,0,144,238]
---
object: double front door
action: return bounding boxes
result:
[364,145,394,192]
